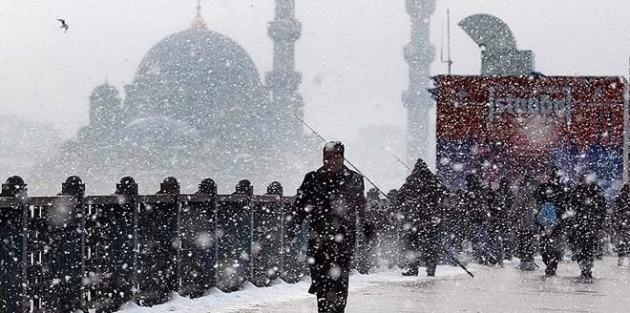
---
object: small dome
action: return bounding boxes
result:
[122,116,200,148]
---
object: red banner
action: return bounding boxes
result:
[436,75,626,154]
[435,75,628,196]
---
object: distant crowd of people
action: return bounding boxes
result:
[360,161,630,284]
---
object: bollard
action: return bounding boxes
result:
[42,176,86,312]
[250,182,284,287]
[92,176,138,313]
[215,180,253,292]
[178,178,218,298]
[136,177,180,306]
[0,176,28,313]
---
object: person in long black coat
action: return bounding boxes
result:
[534,167,570,276]
[398,158,447,276]
[285,141,373,313]
[613,183,630,266]
[513,173,538,271]
[567,174,606,279]
[355,188,380,274]
[488,178,514,266]
[463,173,491,265]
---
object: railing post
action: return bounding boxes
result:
[178,178,217,298]
[136,177,180,306]
[216,180,253,292]
[0,176,28,313]
[46,176,86,312]
[251,182,284,287]
[94,177,138,313]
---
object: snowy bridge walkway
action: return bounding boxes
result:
[123,257,630,313]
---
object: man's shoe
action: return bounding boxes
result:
[579,272,593,283]
[402,269,419,276]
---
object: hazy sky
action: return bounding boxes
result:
[2,0,630,142]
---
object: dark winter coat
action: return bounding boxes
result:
[613,184,630,235]
[397,160,447,230]
[489,185,514,233]
[513,180,538,233]
[534,180,570,236]
[463,179,490,229]
[568,182,606,240]
[286,166,370,295]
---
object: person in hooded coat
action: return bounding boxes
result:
[397,158,447,276]
[567,173,606,279]
[513,173,539,271]
[379,189,401,269]
[285,141,373,313]
[613,183,630,266]
[463,173,492,265]
[487,178,514,266]
[535,167,570,276]
[355,188,380,274]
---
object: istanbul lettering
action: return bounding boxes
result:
[488,87,573,123]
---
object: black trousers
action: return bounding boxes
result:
[405,227,440,275]
[616,232,630,257]
[540,233,563,275]
[313,270,350,313]
[573,235,598,276]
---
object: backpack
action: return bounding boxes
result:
[536,202,558,229]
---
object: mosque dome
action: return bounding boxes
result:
[124,24,268,137]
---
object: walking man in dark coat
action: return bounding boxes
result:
[488,178,514,266]
[398,158,447,276]
[567,173,606,280]
[513,173,538,271]
[535,167,570,276]
[355,188,380,274]
[464,174,491,265]
[286,141,373,313]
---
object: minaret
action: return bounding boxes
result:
[403,0,436,165]
[266,0,303,144]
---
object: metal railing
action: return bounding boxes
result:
[0,177,307,313]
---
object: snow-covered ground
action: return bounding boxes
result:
[116,258,630,313]
[117,265,472,313]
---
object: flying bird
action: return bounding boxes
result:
[57,19,68,33]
